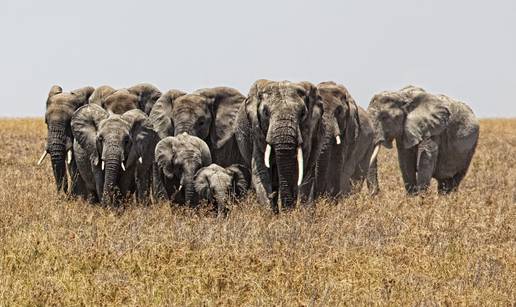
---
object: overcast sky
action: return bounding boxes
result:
[1,0,514,117]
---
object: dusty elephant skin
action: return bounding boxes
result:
[368,85,480,194]
[315,82,377,198]
[71,104,149,205]
[89,83,161,115]
[154,134,212,206]
[235,80,324,212]
[149,87,245,167]
[40,85,94,195]
[194,163,251,216]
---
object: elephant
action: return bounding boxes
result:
[367,85,479,194]
[71,104,149,204]
[153,133,212,206]
[234,80,324,212]
[315,81,378,198]
[194,164,250,216]
[149,87,245,167]
[89,83,161,115]
[39,85,94,194]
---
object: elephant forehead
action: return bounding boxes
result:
[205,164,226,173]
[99,116,130,131]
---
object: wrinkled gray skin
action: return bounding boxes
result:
[235,80,324,212]
[368,85,479,194]
[90,83,161,115]
[316,82,378,198]
[71,104,148,204]
[154,134,212,206]
[194,164,250,216]
[42,85,94,194]
[150,87,245,167]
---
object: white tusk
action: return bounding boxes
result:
[264,144,272,168]
[66,150,73,165]
[297,146,304,186]
[138,156,143,164]
[121,162,126,171]
[37,151,48,165]
[101,161,105,171]
[178,185,183,192]
[336,135,341,145]
[369,144,380,168]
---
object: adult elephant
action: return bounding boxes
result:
[38,85,94,194]
[154,134,212,206]
[149,87,245,167]
[194,164,250,216]
[71,104,149,204]
[368,85,479,194]
[89,83,161,115]
[235,80,324,212]
[316,82,378,198]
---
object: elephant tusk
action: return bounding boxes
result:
[336,135,341,145]
[101,161,105,171]
[369,144,380,168]
[264,144,272,168]
[66,150,73,165]
[297,146,304,186]
[37,151,48,165]
[121,162,126,171]
[138,156,143,164]
[178,185,183,192]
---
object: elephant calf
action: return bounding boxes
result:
[154,133,212,206]
[194,164,251,216]
[368,85,479,194]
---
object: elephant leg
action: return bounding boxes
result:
[251,154,276,213]
[438,169,467,194]
[396,143,418,195]
[152,163,169,201]
[416,138,439,193]
[136,165,152,205]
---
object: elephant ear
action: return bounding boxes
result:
[89,85,116,108]
[403,93,451,148]
[127,83,162,115]
[191,136,213,166]
[149,89,187,139]
[194,87,245,149]
[343,90,361,145]
[155,137,176,179]
[46,85,63,108]
[71,86,95,108]
[193,167,212,201]
[71,104,109,166]
[226,164,250,197]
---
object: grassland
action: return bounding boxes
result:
[0,118,515,306]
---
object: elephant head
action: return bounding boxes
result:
[367,85,451,165]
[90,83,161,115]
[317,81,360,148]
[154,134,212,205]
[194,164,250,215]
[72,104,146,204]
[244,80,323,209]
[149,87,244,150]
[40,85,94,192]
[127,83,162,115]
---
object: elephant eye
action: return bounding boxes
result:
[300,107,307,120]
[262,107,270,118]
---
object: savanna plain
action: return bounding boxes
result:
[0,118,515,306]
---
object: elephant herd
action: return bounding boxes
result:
[39,81,480,214]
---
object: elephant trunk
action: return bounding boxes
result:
[182,171,197,206]
[102,158,121,205]
[174,121,195,136]
[47,123,68,193]
[213,187,229,217]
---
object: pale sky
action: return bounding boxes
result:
[1,0,515,117]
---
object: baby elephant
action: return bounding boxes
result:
[194,164,250,216]
[154,133,212,205]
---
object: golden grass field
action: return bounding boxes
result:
[0,118,515,306]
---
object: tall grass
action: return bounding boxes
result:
[0,119,514,305]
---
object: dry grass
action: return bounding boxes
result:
[0,118,515,306]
